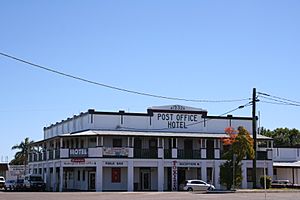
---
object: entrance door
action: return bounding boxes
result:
[178,168,186,190]
[141,169,151,190]
[88,172,96,190]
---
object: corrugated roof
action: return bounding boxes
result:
[62,130,272,140]
[31,130,272,145]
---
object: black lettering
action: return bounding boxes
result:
[157,113,162,120]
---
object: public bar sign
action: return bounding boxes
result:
[69,148,88,158]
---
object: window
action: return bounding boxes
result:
[207,167,213,183]
[89,137,96,148]
[273,168,277,176]
[149,139,157,149]
[112,168,121,183]
[172,138,177,148]
[78,170,80,181]
[82,170,85,181]
[75,138,79,148]
[247,168,253,182]
[113,139,122,147]
[197,168,201,180]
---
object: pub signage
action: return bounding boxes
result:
[69,148,88,158]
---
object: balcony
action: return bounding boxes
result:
[38,153,43,161]
[177,149,201,159]
[134,149,158,159]
[54,149,60,159]
[164,149,172,159]
[257,151,270,160]
[103,147,129,158]
[48,150,54,160]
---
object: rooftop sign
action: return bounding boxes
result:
[149,105,207,112]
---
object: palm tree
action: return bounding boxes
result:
[10,137,34,167]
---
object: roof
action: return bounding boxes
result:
[65,130,272,139]
[32,130,272,144]
[273,161,300,168]
[66,130,228,138]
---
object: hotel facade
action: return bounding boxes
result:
[28,105,273,191]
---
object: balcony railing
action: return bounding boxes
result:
[134,149,158,159]
[38,153,43,161]
[177,149,201,159]
[103,147,129,158]
[48,150,54,160]
[257,151,270,160]
[55,149,60,159]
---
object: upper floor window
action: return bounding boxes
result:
[113,139,122,147]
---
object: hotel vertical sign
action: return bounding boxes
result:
[172,160,178,191]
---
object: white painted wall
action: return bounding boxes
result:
[44,106,253,139]
[273,148,300,161]
[102,167,127,191]
[93,115,120,130]
[123,115,150,130]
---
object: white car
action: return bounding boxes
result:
[4,179,16,191]
[183,179,215,191]
[0,176,5,189]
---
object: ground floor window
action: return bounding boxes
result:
[247,168,253,182]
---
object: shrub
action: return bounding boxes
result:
[260,176,272,189]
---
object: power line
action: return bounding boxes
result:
[0,51,250,103]
[260,100,300,106]
[258,93,300,107]
[258,92,300,105]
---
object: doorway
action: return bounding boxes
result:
[140,168,151,190]
[88,172,96,190]
[178,168,186,190]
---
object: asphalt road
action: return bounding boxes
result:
[0,191,299,200]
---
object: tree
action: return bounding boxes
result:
[220,126,254,190]
[10,137,34,166]
[260,127,300,147]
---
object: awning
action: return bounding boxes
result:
[273,161,300,168]
[31,130,272,145]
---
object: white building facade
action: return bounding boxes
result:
[28,105,272,191]
[272,148,300,185]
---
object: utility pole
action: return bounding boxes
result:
[252,88,257,188]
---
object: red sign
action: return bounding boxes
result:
[112,168,121,183]
[71,158,85,162]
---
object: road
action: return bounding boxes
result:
[0,191,299,200]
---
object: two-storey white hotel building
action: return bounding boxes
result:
[28,105,273,191]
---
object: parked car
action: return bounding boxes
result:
[24,174,46,191]
[4,179,16,191]
[0,176,5,189]
[183,180,215,191]
[271,180,292,188]
[15,179,25,191]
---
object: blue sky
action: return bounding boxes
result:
[0,1,300,161]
